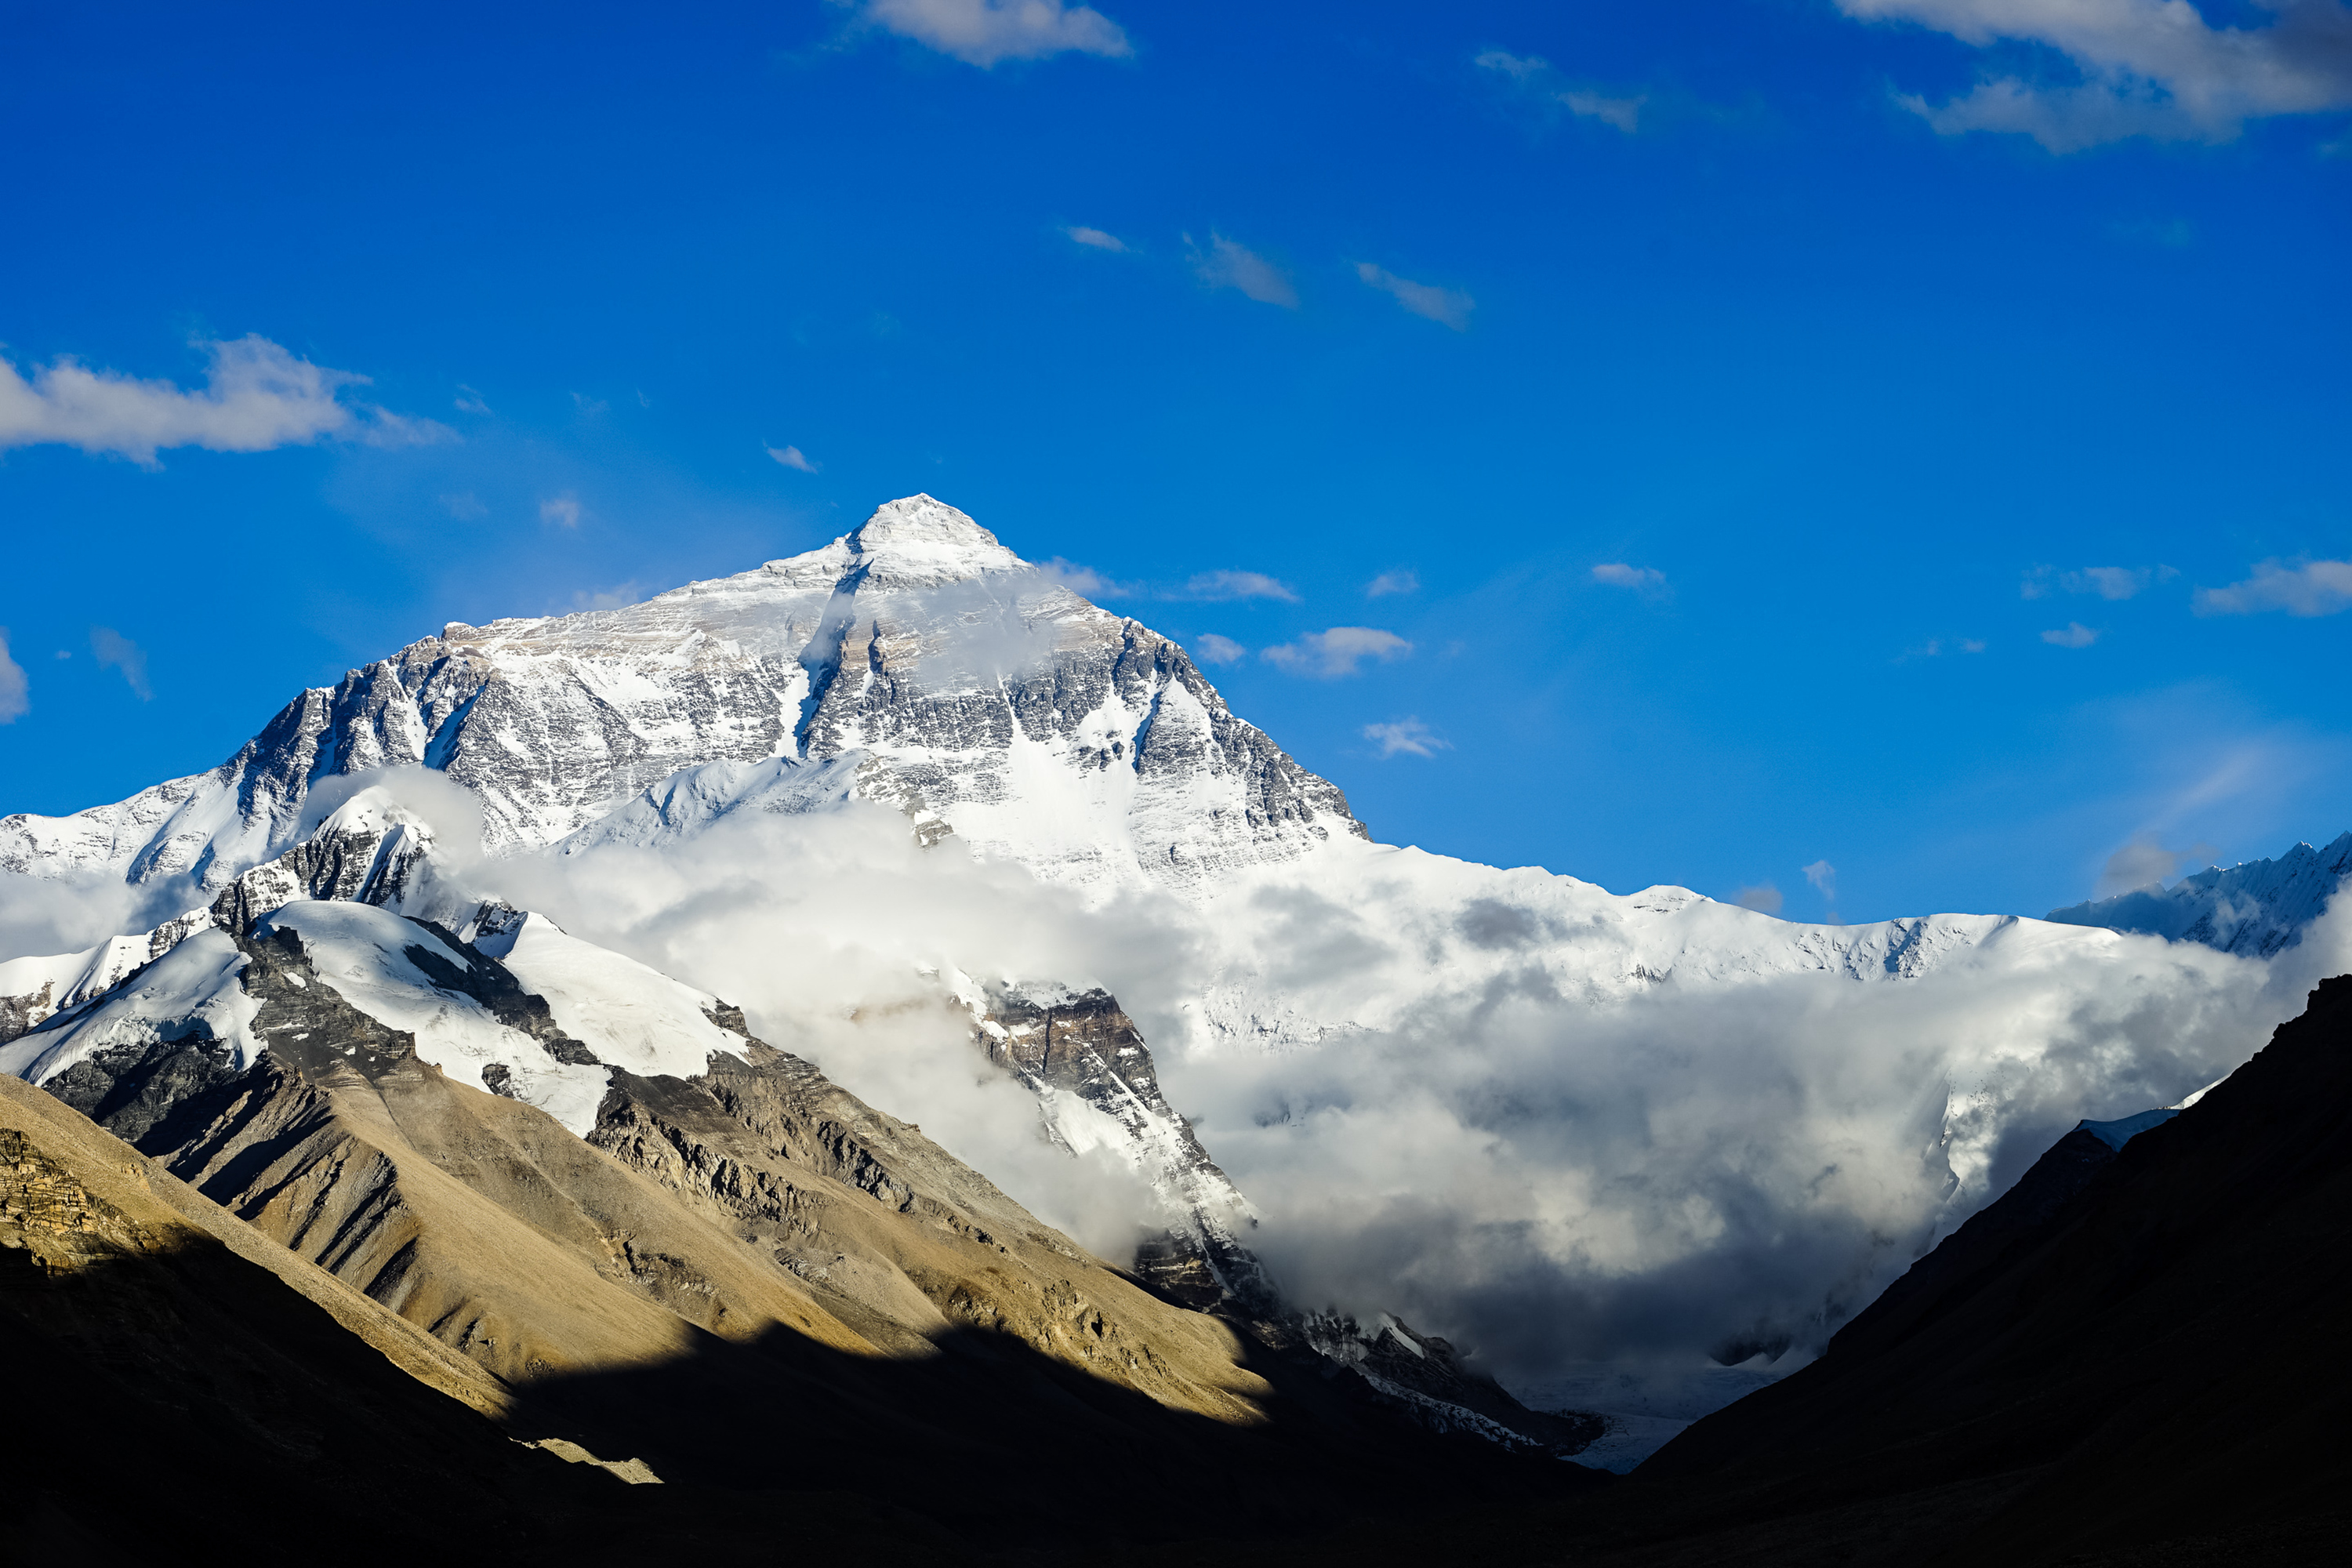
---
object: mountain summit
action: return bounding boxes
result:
[0,495,1363,897]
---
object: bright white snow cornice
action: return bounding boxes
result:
[0,495,1366,896]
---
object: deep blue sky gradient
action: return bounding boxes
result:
[2,1,2346,922]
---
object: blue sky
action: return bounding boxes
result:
[2,0,2347,924]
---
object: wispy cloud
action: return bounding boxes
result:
[1730,883,1784,915]
[1039,557,1139,599]
[439,492,488,521]
[2023,564,2170,600]
[1181,569,1300,603]
[1355,263,1474,330]
[1063,224,1130,252]
[452,385,493,416]
[1363,717,1450,757]
[1802,859,1841,923]
[569,391,610,416]
[1187,233,1299,308]
[850,0,1132,67]
[1190,633,1247,666]
[1835,0,2352,151]
[89,626,151,700]
[1365,568,1420,598]
[0,335,451,465]
[0,630,27,723]
[1475,49,1647,132]
[765,443,820,473]
[2193,557,2352,617]
[1592,562,1668,597]
[539,495,583,528]
[1262,626,1413,677]
[2042,622,2100,648]
[1902,636,1989,659]
[572,581,647,612]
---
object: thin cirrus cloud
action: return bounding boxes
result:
[1365,569,1420,598]
[1474,50,1646,132]
[2020,564,2170,600]
[1592,562,1668,596]
[1355,263,1475,330]
[1063,225,1131,252]
[1262,626,1413,677]
[1187,233,1299,308]
[0,334,451,465]
[1189,633,1247,666]
[1363,717,1450,758]
[848,0,1132,68]
[89,626,151,701]
[1181,569,1300,603]
[2042,622,2100,648]
[1833,0,2352,151]
[539,495,583,528]
[765,444,820,473]
[2194,558,2352,617]
[0,630,27,723]
[1038,557,1141,599]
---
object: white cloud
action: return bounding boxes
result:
[1592,562,1668,593]
[572,582,646,613]
[765,443,820,473]
[539,495,583,528]
[439,492,488,521]
[1262,627,1414,677]
[1836,0,2352,150]
[1190,633,1247,666]
[1802,860,1838,898]
[2064,565,2152,599]
[1038,557,1138,599]
[0,335,451,465]
[2095,833,2190,897]
[1474,50,1647,132]
[1363,717,1451,758]
[1355,263,1475,330]
[1188,233,1299,308]
[0,630,27,723]
[1181,568,1300,602]
[1064,224,1130,252]
[571,391,609,416]
[1731,883,1784,915]
[89,626,151,701]
[2042,621,2100,647]
[853,0,1133,67]
[1365,569,1420,598]
[2194,557,2352,616]
[453,385,493,416]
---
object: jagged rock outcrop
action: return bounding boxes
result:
[2048,829,2352,956]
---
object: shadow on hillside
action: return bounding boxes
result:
[502,1306,1601,1553]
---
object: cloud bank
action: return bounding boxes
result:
[0,335,451,465]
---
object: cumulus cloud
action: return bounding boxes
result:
[1181,568,1300,602]
[1262,627,1414,677]
[1037,557,1138,599]
[765,443,820,473]
[2194,557,2352,616]
[1188,233,1299,308]
[1355,263,1475,330]
[539,495,583,528]
[1836,0,2352,150]
[2042,621,2100,647]
[1189,633,1247,666]
[1592,562,1668,595]
[1363,717,1450,758]
[846,0,1131,67]
[0,335,451,465]
[1365,569,1420,598]
[0,631,27,723]
[1475,49,1648,131]
[1731,883,1784,915]
[1063,224,1130,252]
[88,627,151,701]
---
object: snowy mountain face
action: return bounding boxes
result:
[1,493,2325,1440]
[2046,833,2352,958]
[0,495,1361,898]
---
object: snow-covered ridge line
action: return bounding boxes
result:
[0,495,1361,899]
[2046,832,2352,958]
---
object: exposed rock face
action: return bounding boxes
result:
[0,495,1364,898]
